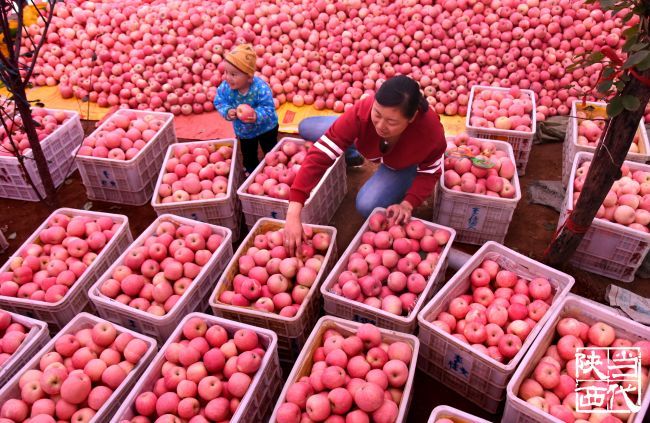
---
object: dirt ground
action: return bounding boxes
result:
[0,133,648,421]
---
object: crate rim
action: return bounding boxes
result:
[465,85,537,136]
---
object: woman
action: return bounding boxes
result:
[285,75,447,254]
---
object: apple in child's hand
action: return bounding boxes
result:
[236,104,255,122]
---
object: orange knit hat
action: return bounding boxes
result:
[225,44,257,76]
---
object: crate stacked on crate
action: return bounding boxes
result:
[466,85,537,175]
[270,316,420,423]
[0,108,83,201]
[74,109,176,205]
[561,151,650,282]
[237,137,347,228]
[433,135,521,245]
[562,100,650,186]
[89,214,233,343]
[0,208,132,329]
[210,218,337,363]
[504,294,650,423]
[417,241,574,413]
[0,310,49,387]
[0,312,157,421]
[320,208,456,333]
[151,138,246,241]
[428,405,492,423]
[112,312,281,423]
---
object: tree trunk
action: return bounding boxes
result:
[544,71,650,267]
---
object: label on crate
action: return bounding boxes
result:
[352,314,377,325]
[444,348,474,382]
[466,206,487,231]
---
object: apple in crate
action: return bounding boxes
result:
[0,212,122,303]
[431,259,556,363]
[98,221,224,316]
[236,104,255,121]
[219,227,331,316]
[0,108,70,157]
[276,323,412,423]
[0,320,149,420]
[0,310,30,365]
[518,317,650,421]
[468,87,533,132]
[331,211,452,317]
[120,316,269,422]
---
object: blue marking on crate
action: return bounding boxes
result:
[352,315,376,324]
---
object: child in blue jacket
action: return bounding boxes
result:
[214,44,279,173]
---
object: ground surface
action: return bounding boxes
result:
[0,133,648,421]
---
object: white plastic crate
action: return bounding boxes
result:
[466,85,537,175]
[237,137,347,228]
[210,218,337,363]
[112,312,281,423]
[561,151,650,282]
[0,109,83,201]
[427,405,492,423]
[504,294,650,423]
[417,241,575,414]
[320,207,456,334]
[151,138,246,241]
[0,312,157,422]
[0,208,132,329]
[0,311,49,387]
[269,316,420,423]
[433,139,521,245]
[89,214,233,343]
[74,109,177,205]
[562,100,650,186]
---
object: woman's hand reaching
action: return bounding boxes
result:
[386,200,413,226]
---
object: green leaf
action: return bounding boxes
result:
[623,25,639,38]
[629,43,648,52]
[637,54,650,71]
[597,80,614,93]
[587,51,605,63]
[602,67,616,78]
[623,12,635,23]
[599,0,616,9]
[622,95,640,111]
[607,96,624,117]
[622,35,639,51]
[624,50,650,68]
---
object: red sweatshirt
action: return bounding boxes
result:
[290,95,447,207]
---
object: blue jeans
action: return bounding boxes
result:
[356,164,417,217]
[298,116,362,161]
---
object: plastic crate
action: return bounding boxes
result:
[562,100,650,186]
[0,109,83,201]
[466,85,537,175]
[320,207,456,333]
[210,218,337,363]
[88,214,233,343]
[237,137,347,228]
[427,405,492,423]
[433,139,521,245]
[112,312,282,423]
[561,151,650,282]
[0,311,49,387]
[504,294,650,423]
[0,312,157,422]
[74,109,177,205]
[416,241,575,414]
[151,138,246,241]
[270,316,420,423]
[0,208,132,329]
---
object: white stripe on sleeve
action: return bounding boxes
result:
[314,142,337,160]
[320,135,343,156]
[418,164,442,174]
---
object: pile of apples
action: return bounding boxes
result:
[572,160,650,232]
[468,87,534,132]
[431,258,556,363]
[518,317,650,422]
[77,111,166,160]
[0,107,71,157]
[576,108,643,154]
[0,310,29,366]
[330,211,451,317]
[98,220,224,316]
[218,226,331,317]
[0,320,150,421]
[276,323,412,423]
[443,133,517,198]
[124,316,267,422]
[0,212,121,303]
[156,143,233,203]
[245,140,312,200]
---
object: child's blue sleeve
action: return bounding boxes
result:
[213,83,232,119]
[252,82,278,127]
